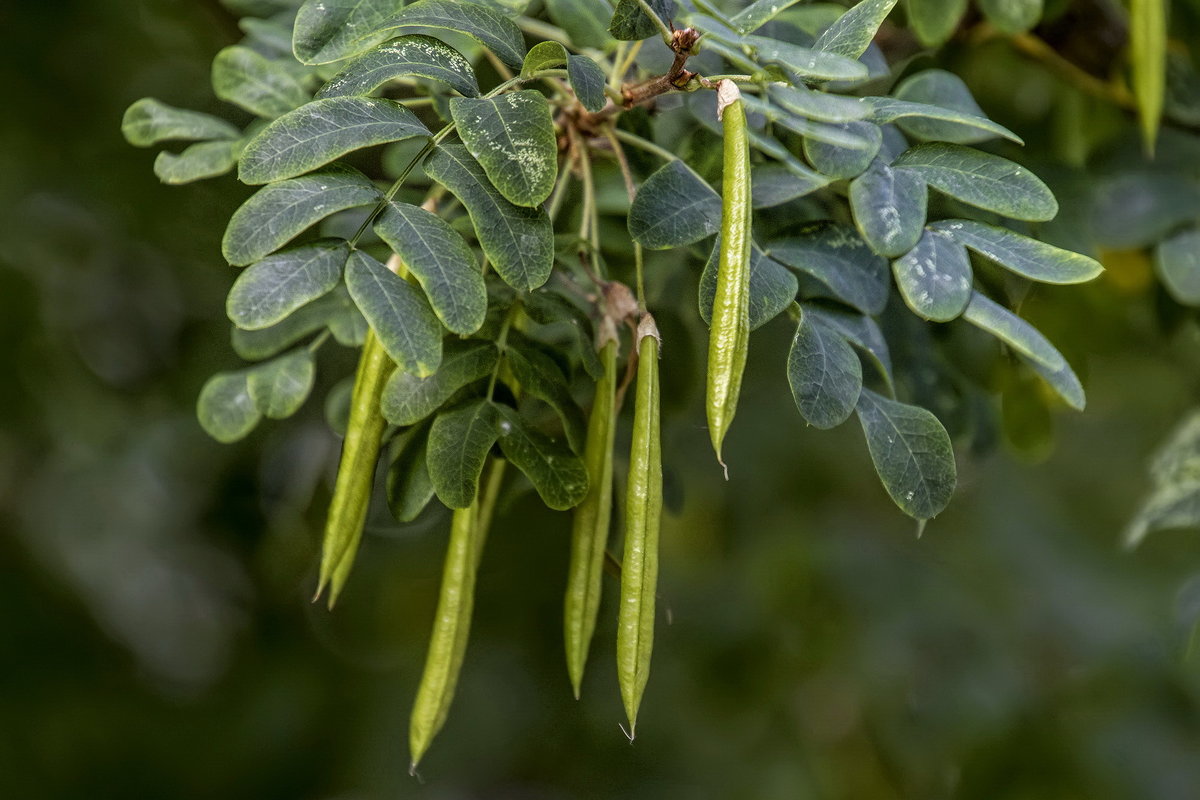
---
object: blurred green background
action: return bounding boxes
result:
[4,1,1200,798]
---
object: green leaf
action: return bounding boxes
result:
[544,0,613,48]
[316,35,480,99]
[427,399,500,508]
[731,0,805,33]
[344,250,444,377]
[494,405,589,510]
[213,45,310,119]
[450,92,558,207]
[521,291,605,379]
[768,225,890,315]
[231,289,358,360]
[745,36,871,82]
[1024,349,1086,411]
[768,85,871,125]
[373,200,488,335]
[1155,228,1200,304]
[122,98,240,147]
[700,238,797,331]
[382,339,499,426]
[198,371,262,443]
[893,143,1058,222]
[226,240,349,330]
[803,120,882,180]
[223,165,380,266]
[1126,480,1200,549]
[246,349,316,418]
[505,347,587,454]
[380,0,528,69]
[855,388,956,520]
[931,219,1103,284]
[813,0,898,61]
[609,0,675,41]
[628,160,722,249]
[881,69,1020,144]
[751,163,828,208]
[424,144,555,291]
[387,424,437,523]
[522,40,569,75]
[239,97,430,185]
[960,291,1065,371]
[849,158,927,258]
[802,303,893,385]
[1130,0,1168,153]
[292,0,404,65]
[976,0,1042,35]
[788,309,863,429]
[892,228,973,322]
[568,55,608,113]
[903,0,967,47]
[153,140,239,185]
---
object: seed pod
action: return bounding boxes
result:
[316,327,394,607]
[564,336,619,698]
[409,457,505,771]
[616,315,662,739]
[706,80,752,475]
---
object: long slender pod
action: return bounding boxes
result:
[317,325,394,607]
[706,80,753,475]
[616,315,663,739]
[564,335,620,698]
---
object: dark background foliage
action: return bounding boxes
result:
[3,1,1200,797]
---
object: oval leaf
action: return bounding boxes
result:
[609,0,676,40]
[450,92,558,207]
[1155,227,1200,304]
[223,165,381,266]
[856,389,956,520]
[292,0,404,65]
[382,339,499,426]
[424,144,554,291]
[931,219,1103,284]
[373,201,488,335]
[316,35,480,99]
[427,399,500,508]
[247,349,316,418]
[495,405,589,510]
[568,55,608,113]
[850,158,927,257]
[905,0,968,47]
[239,97,430,185]
[892,227,973,321]
[227,240,349,330]
[768,224,890,315]
[788,310,863,429]
[344,250,443,377]
[629,160,722,249]
[893,143,1058,221]
[154,140,239,185]
[212,45,310,119]
[198,371,262,443]
[813,0,899,61]
[122,98,240,147]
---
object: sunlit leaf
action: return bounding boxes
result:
[1130,0,1167,154]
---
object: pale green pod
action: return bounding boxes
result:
[616,316,662,739]
[706,80,752,473]
[564,338,619,698]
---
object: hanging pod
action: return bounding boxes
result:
[706,80,753,474]
[316,326,394,608]
[564,330,620,698]
[409,457,506,771]
[616,315,663,739]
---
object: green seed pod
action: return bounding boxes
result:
[564,334,619,698]
[616,315,662,739]
[706,80,752,475]
[316,326,394,607]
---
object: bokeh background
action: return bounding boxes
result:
[4,1,1200,798]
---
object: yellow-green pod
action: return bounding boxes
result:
[706,79,752,474]
[616,315,662,739]
[316,327,394,607]
[410,510,479,768]
[564,334,619,698]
